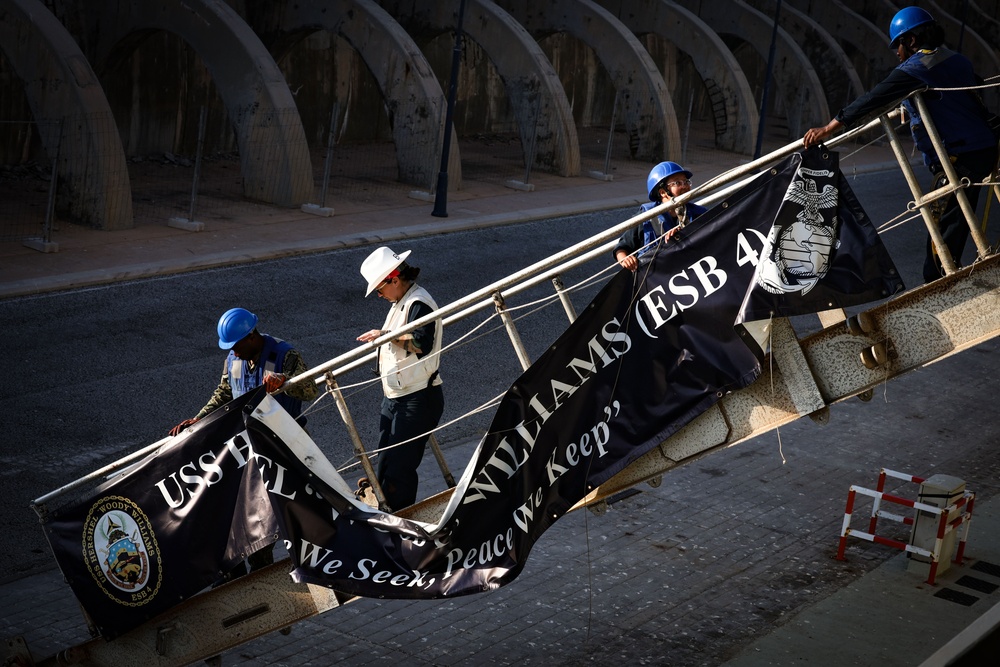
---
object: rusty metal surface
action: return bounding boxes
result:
[35,563,344,667]
[576,254,1000,506]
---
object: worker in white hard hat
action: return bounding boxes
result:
[356,247,445,511]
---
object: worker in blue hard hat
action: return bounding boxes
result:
[613,161,708,272]
[803,6,998,283]
[169,307,318,436]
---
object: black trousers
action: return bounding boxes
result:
[376,383,445,510]
[923,145,999,283]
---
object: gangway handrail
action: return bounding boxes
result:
[30,110,899,512]
[31,93,1000,666]
[31,436,171,510]
[283,111,901,391]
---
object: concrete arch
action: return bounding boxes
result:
[463,0,581,177]
[377,0,581,177]
[0,0,133,230]
[87,0,312,206]
[785,0,899,87]
[261,0,459,190]
[676,0,829,138]
[923,0,1000,109]
[936,0,1000,53]
[746,0,866,112]
[498,0,681,161]
[598,0,759,155]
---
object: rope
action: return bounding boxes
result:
[927,76,1000,93]
[840,128,891,166]
[327,253,627,472]
[335,391,505,473]
[763,314,787,465]
[877,210,922,234]
[330,309,504,396]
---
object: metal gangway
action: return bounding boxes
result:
[20,92,1000,666]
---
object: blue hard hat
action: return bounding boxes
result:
[646,161,693,202]
[217,307,258,349]
[888,6,935,49]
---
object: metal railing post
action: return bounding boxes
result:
[602,89,619,175]
[879,113,959,275]
[42,120,62,246]
[188,106,207,223]
[324,373,387,509]
[493,291,532,371]
[167,107,206,231]
[320,102,339,209]
[912,92,991,259]
[551,276,577,323]
[523,95,540,186]
[427,434,456,488]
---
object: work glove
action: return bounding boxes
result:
[263,372,287,393]
[169,417,199,437]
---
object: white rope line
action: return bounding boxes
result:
[840,129,891,164]
[927,77,1000,93]
[873,176,1000,235]
[877,210,923,234]
[567,262,622,292]
[335,391,505,473]
[501,284,574,314]
[298,385,334,419]
[330,310,504,396]
[875,302,893,404]
[499,256,619,315]
[762,313,787,465]
[970,178,1000,187]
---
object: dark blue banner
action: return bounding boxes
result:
[42,390,278,639]
[42,149,904,636]
[245,148,903,599]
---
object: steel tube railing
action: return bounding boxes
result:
[912,92,992,260]
[36,112,898,508]
[880,113,958,275]
[552,276,578,322]
[284,112,900,392]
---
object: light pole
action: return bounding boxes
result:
[431,0,468,218]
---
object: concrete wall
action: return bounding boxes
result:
[1,0,997,228]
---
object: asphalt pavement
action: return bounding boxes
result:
[4,140,1000,666]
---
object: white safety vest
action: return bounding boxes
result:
[378,284,443,398]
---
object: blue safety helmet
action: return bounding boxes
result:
[646,161,693,202]
[217,307,258,349]
[888,6,935,49]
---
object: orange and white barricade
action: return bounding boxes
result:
[836,468,975,585]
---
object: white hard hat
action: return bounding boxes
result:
[360,246,411,296]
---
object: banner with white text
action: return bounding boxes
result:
[39,149,905,635]
[41,390,278,639]
[246,148,903,599]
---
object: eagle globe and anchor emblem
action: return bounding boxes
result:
[85,496,162,605]
[756,165,840,296]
